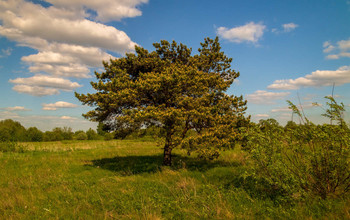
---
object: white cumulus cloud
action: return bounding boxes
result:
[0,0,144,96]
[246,90,290,104]
[9,75,81,90]
[217,22,266,44]
[21,43,114,78]
[12,85,60,96]
[45,0,148,22]
[42,101,78,111]
[0,0,138,52]
[9,75,82,96]
[28,64,91,79]
[267,66,350,90]
[22,51,76,65]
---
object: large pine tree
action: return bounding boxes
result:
[76,37,249,165]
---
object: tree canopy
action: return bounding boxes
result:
[76,37,249,165]
[0,119,27,142]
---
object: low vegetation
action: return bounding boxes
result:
[1,91,349,218]
[1,138,349,219]
[244,96,350,201]
[1,95,350,219]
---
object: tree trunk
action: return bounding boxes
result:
[163,144,172,166]
[163,126,173,166]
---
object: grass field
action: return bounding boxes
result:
[1,139,349,219]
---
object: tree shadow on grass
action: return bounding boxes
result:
[89,154,240,176]
[89,154,288,202]
[229,175,290,202]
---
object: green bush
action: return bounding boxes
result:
[86,128,99,140]
[104,132,114,141]
[44,127,74,141]
[74,131,88,140]
[246,96,350,199]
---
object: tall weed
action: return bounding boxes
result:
[0,142,26,153]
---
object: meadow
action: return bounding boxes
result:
[1,138,350,219]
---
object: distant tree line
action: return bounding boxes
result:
[0,119,162,142]
[0,119,114,142]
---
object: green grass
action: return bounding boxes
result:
[1,139,349,219]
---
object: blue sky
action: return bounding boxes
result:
[0,0,349,131]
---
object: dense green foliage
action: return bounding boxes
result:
[0,119,105,145]
[0,119,27,142]
[76,37,249,165]
[245,96,350,200]
[74,130,88,140]
[26,127,44,142]
[0,119,171,146]
[1,139,350,219]
[1,94,349,218]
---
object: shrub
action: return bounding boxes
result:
[86,128,99,140]
[74,131,88,140]
[246,96,350,199]
[44,127,74,141]
[104,132,114,141]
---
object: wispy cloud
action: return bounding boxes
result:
[1,106,31,111]
[255,114,269,118]
[0,111,20,119]
[42,101,78,111]
[217,22,266,44]
[60,116,76,120]
[267,66,350,90]
[302,94,317,100]
[272,22,298,34]
[282,23,298,32]
[246,90,290,104]
[0,47,12,58]
[323,41,335,53]
[323,38,350,59]
[271,102,320,113]
[271,107,291,113]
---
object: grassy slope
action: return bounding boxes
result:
[0,139,349,219]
